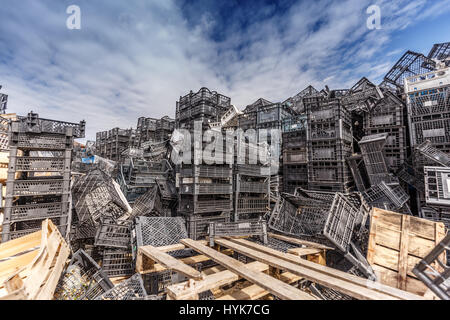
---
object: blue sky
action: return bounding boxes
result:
[0,0,449,140]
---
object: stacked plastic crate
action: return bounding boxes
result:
[233,139,271,221]
[1,112,85,242]
[282,115,308,194]
[95,127,134,162]
[175,87,231,131]
[175,88,233,239]
[305,93,354,193]
[362,91,407,171]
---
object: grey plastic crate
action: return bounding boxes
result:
[94,218,132,249]
[10,179,69,196]
[55,249,114,300]
[424,166,450,206]
[415,140,450,167]
[101,248,134,278]
[14,112,85,138]
[184,212,231,240]
[95,274,147,300]
[413,233,450,300]
[13,156,66,172]
[7,201,67,222]
[209,218,268,247]
[11,132,73,150]
[235,197,269,214]
[133,216,191,259]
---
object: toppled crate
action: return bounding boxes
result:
[0,219,70,300]
[95,274,148,300]
[367,208,447,296]
[413,233,450,300]
[415,140,450,167]
[94,218,132,249]
[54,249,114,300]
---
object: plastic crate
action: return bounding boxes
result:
[424,166,450,206]
[178,196,233,214]
[13,156,66,172]
[11,132,72,150]
[364,98,404,128]
[308,121,353,142]
[10,179,69,196]
[234,164,271,177]
[184,212,231,240]
[415,140,450,167]
[101,248,134,278]
[283,148,308,164]
[209,218,268,247]
[307,161,353,183]
[411,116,450,146]
[95,274,148,300]
[308,139,352,161]
[413,233,450,300]
[7,201,67,222]
[55,249,114,300]
[142,270,186,295]
[235,197,269,214]
[180,165,233,178]
[133,216,190,259]
[14,112,85,137]
[179,183,233,195]
[94,218,132,249]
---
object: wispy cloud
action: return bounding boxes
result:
[0,0,448,140]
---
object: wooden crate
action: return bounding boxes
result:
[367,208,447,296]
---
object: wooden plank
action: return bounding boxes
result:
[167,261,269,300]
[138,245,204,280]
[156,241,208,253]
[287,248,323,257]
[0,231,41,260]
[181,238,314,300]
[268,233,333,250]
[217,272,304,300]
[220,238,425,300]
[398,215,410,290]
[0,251,38,284]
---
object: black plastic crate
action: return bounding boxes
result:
[55,249,114,300]
[95,274,148,300]
[7,201,67,222]
[308,139,353,161]
[11,132,73,150]
[184,211,231,240]
[94,218,132,249]
[307,161,353,183]
[101,248,134,278]
[178,196,233,214]
[14,112,85,137]
[13,156,66,172]
[235,196,270,214]
[308,121,353,142]
[9,179,70,197]
[411,115,450,146]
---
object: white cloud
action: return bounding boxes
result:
[0,0,447,140]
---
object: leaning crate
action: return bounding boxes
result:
[101,248,134,278]
[55,249,114,300]
[94,218,132,249]
[184,211,231,240]
[95,274,148,300]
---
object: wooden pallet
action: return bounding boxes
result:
[0,219,70,300]
[136,234,425,300]
[367,208,447,297]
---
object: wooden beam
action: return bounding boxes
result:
[167,261,269,300]
[287,247,323,257]
[138,246,204,280]
[144,249,233,274]
[218,272,304,300]
[217,238,424,300]
[268,233,333,250]
[181,238,314,300]
[156,240,208,253]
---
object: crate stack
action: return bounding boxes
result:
[135,116,174,148]
[95,127,135,162]
[1,112,85,242]
[233,139,271,221]
[282,115,308,194]
[305,93,354,193]
[176,87,231,130]
[363,91,407,171]
[175,88,233,239]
